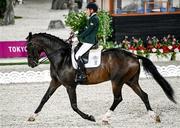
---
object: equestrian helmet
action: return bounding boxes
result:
[86,2,98,12]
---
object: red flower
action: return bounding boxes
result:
[162,46,170,53]
[156,43,161,49]
[128,46,136,50]
[147,44,153,50]
[172,44,178,49]
[137,46,145,50]
[178,45,180,50]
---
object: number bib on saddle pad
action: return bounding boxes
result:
[71,45,103,69]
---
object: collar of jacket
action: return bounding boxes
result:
[89,13,97,18]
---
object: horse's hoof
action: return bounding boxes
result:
[155,115,161,123]
[102,120,110,125]
[28,113,38,122]
[28,116,35,122]
[88,115,96,122]
[148,111,161,123]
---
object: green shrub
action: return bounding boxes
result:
[97,10,113,44]
[65,11,87,32]
[0,0,6,17]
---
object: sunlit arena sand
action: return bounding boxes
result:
[0,78,180,128]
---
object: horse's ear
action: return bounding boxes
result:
[26,32,32,41]
[29,32,32,37]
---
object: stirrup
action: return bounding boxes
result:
[75,74,87,83]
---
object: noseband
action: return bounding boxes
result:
[27,42,38,64]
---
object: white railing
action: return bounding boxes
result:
[0,65,180,84]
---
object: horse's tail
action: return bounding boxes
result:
[137,55,176,104]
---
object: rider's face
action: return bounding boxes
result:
[86,8,93,16]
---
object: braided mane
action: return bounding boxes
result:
[32,33,71,49]
[33,33,64,43]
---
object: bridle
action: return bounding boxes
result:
[27,42,39,65]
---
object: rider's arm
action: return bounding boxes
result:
[77,17,98,39]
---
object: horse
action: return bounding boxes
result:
[26,32,176,123]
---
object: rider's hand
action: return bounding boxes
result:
[71,31,78,36]
[72,37,78,42]
[74,31,78,35]
[72,37,79,49]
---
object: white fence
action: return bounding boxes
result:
[0,65,180,84]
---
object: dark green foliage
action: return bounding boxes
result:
[65,11,87,32]
[0,0,6,17]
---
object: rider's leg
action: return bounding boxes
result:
[75,57,86,82]
[75,43,93,60]
[75,43,93,83]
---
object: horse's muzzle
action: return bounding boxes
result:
[28,58,38,68]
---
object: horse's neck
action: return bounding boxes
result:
[48,50,72,73]
[44,43,72,66]
[42,40,60,53]
[39,36,72,68]
[40,37,64,54]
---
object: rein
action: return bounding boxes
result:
[38,57,49,64]
[36,47,69,65]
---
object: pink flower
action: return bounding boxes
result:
[163,37,167,42]
[173,38,176,42]
[152,48,157,53]
[168,45,173,50]
[167,34,171,39]
[159,49,163,53]
[174,48,179,52]
[133,39,138,43]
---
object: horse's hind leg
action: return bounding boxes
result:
[28,78,61,121]
[102,81,123,123]
[126,79,161,122]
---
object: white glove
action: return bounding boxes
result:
[72,37,78,42]
[74,31,78,35]
[72,37,79,49]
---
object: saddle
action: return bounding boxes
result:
[71,43,103,69]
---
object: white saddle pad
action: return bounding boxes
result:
[71,46,103,69]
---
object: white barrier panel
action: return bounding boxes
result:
[0,70,51,84]
[0,65,180,84]
[140,65,180,78]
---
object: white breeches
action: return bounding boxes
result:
[75,43,93,60]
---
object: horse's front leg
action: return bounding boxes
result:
[28,79,61,121]
[66,86,96,122]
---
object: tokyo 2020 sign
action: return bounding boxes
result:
[0,41,27,58]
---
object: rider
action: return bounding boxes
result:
[75,2,99,83]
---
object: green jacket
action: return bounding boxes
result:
[77,13,99,44]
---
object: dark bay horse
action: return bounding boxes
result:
[26,32,176,123]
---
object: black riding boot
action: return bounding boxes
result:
[75,57,87,83]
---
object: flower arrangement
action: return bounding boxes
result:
[65,11,180,61]
[121,35,180,60]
